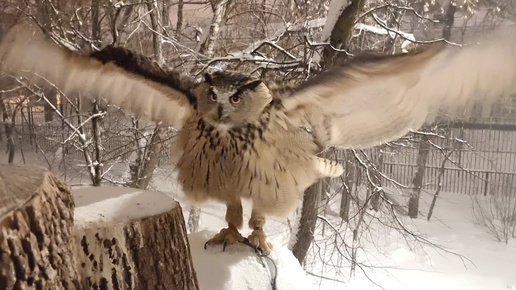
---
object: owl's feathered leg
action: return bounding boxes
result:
[204,201,245,251]
[247,210,273,255]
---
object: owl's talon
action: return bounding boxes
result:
[248,229,273,255]
[204,226,244,251]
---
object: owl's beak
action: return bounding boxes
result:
[212,105,229,123]
[217,105,224,120]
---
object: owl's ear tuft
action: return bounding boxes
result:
[204,73,213,84]
[243,80,262,91]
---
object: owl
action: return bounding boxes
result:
[1,28,516,255]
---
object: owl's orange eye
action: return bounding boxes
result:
[210,94,218,102]
[229,95,241,105]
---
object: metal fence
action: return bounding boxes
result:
[12,123,174,166]
[382,127,516,196]
[7,115,516,196]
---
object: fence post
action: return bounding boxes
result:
[484,171,490,196]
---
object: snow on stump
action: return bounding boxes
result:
[74,186,199,290]
[189,231,313,290]
[0,164,81,289]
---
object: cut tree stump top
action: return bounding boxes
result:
[0,164,49,217]
[74,185,179,226]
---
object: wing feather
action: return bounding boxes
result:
[0,28,195,128]
[283,30,516,149]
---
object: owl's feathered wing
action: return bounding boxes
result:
[283,31,516,149]
[0,28,195,128]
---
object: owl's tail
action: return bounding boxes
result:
[315,157,344,178]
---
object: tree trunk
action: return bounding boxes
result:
[0,164,200,290]
[146,0,165,65]
[425,2,456,220]
[187,206,201,233]
[74,186,199,290]
[0,96,15,163]
[321,0,365,69]
[442,1,457,40]
[128,2,167,190]
[409,134,430,218]
[176,0,184,41]
[409,0,455,219]
[198,0,231,56]
[340,151,354,221]
[130,124,166,189]
[91,0,101,47]
[369,149,384,211]
[90,101,104,186]
[291,0,366,264]
[0,164,81,289]
[291,182,321,265]
[43,89,57,122]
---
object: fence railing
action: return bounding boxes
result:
[380,127,516,196]
[11,124,174,166]
[7,122,516,196]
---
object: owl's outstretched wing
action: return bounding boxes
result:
[0,28,196,128]
[282,31,516,149]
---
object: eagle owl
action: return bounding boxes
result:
[2,28,516,255]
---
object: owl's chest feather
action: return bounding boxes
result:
[176,114,271,197]
[175,110,320,209]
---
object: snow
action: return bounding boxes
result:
[354,23,416,53]
[189,230,313,290]
[5,150,516,290]
[138,167,516,290]
[320,0,351,42]
[74,186,178,226]
[304,190,516,290]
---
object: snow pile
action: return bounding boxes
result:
[189,231,313,290]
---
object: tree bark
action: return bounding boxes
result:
[198,0,231,56]
[409,134,430,218]
[130,124,166,189]
[74,186,199,290]
[321,0,366,69]
[291,182,321,265]
[176,0,184,41]
[340,151,355,221]
[91,0,102,47]
[187,206,201,233]
[442,1,457,40]
[291,0,367,264]
[146,0,165,65]
[43,89,57,122]
[0,96,15,163]
[0,164,81,289]
[408,1,456,219]
[369,149,384,211]
[128,2,167,190]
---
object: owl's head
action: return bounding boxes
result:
[195,71,272,129]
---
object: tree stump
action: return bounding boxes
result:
[0,165,199,290]
[0,164,81,290]
[74,186,199,290]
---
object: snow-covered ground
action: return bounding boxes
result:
[151,165,516,290]
[190,194,516,290]
[5,150,516,290]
